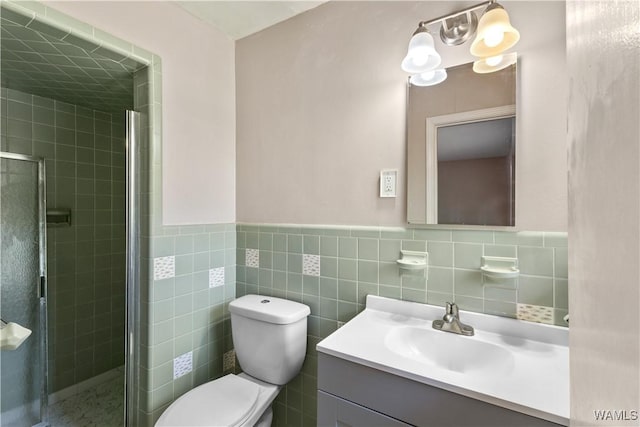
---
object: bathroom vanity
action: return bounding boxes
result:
[316,296,568,427]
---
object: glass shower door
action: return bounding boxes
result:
[0,153,48,427]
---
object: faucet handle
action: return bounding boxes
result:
[445,302,459,316]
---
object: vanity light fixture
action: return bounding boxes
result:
[472,51,517,73]
[401,25,442,74]
[402,0,520,81]
[470,2,520,58]
[409,69,448,86]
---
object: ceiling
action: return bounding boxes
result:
[1,6,143,113]
[175,1,328,40]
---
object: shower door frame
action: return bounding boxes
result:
[125,110,140,427]
[0,151,49,427]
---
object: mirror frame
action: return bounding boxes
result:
[426,105,517,224]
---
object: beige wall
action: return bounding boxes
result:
[567,0,640,425]
[438,156,511,226]
[236,1,567,229]
[49,1,236,225]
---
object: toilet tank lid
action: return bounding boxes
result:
[229,295,310,324]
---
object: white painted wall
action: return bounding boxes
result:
[236,1,567,229]
[49,1,236,225]
[567,1,640,424]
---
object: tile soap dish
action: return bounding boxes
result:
[397,250,428,270]
[0,321,32,351]
[481,256,519,279]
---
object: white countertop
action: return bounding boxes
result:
[317,296,569,425]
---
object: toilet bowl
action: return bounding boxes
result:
[155,373,278,427]
[155,295,310,427]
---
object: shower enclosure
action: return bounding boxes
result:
[0,153,48,426]
[1,115,141,427]
[1,4,147,424]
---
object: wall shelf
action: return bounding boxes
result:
[397,250,428,270]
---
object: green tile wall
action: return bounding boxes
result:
[0,86,126,392]
[236,224,568,427]
[132,52,237,426]
[141,224,236,423]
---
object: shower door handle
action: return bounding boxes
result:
[39,276,46,299]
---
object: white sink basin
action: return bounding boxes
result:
[317,295,569,425]
[385,326,515,376]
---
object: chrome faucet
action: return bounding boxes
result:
[432,302,474,336]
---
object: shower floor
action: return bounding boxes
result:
[48,370,124,427]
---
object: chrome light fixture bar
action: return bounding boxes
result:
[415,0,492,39]
[440,11,478,46]
[402,0,520,82]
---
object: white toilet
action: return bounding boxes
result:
[155,294,310,427]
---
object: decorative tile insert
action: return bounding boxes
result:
[517,304,554,325]
[153,256,175,280]
[223,349,236,372]
[173,351,193,379]
[246,249,259,268]
[303,254,321,276]
[209,267,225,288]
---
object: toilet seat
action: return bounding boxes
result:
[155,374,260,427]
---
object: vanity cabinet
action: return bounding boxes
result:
[318,391,411,427]
[317,352,562,427]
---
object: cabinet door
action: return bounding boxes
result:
[318,391,412,427]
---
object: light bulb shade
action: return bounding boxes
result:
[473,52,517,73]
[410,69,447,86]
[401,30,442,73]
[470,5,520,57]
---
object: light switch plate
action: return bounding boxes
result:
[380,169,398,197]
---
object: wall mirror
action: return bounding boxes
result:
[407,61,517,227]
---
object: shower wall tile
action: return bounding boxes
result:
[235,223,568,427]
[1,87,126,393]
[3,19,157,420]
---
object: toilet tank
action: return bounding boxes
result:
[229,295,310,385]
